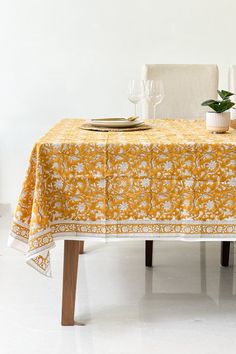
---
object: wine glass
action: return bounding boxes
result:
[128,80,145,117]
[145,80,164,118]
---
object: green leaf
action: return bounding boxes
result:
[208,102,221,112]
[202,89,235,112]
[201,99,217,106]
[228,101,235,110]
[208,100,235,113]
[220,100,235,112]
[217,90,225,99]
[217,89,234,100]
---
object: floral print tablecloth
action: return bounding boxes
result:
[9,119,236,276]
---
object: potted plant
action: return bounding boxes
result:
[201,90,235,133]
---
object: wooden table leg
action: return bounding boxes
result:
[145,240,153,267]
[221,241,230,267]
[79,241,84,254]
[61,240,80,326]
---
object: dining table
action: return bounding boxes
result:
[9,118,236,325]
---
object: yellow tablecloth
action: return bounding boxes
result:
[9,119,236,276]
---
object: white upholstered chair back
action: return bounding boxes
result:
[229,66,236,103]
[142,64,219,119]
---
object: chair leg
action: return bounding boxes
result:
[221,241,230,267]
[61,240,80,326]
[79,241,84,254]
[145,240,153,267]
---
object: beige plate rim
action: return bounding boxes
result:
[90,119,144,128]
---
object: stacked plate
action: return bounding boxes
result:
[90,117,144,128]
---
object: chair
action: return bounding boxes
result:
[142,64,218,119]
[142,64,229,268]
[229,66,236,106]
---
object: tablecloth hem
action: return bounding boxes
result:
[9,231,55,277]
[26,258,52,277]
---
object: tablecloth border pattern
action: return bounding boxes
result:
[10,218,236,275]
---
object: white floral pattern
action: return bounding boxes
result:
[9,118,236,276]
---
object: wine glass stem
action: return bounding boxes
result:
[153,104,156,119]
[134,103,137,117]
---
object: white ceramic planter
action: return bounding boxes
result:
[206,111,230,133]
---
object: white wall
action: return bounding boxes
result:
[0,0,235,209]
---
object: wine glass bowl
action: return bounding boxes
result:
[128,80,145,117]
[145,80,164,118]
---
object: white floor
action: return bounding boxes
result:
[1,210,236,354]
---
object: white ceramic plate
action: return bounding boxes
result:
[90,118,144,128]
